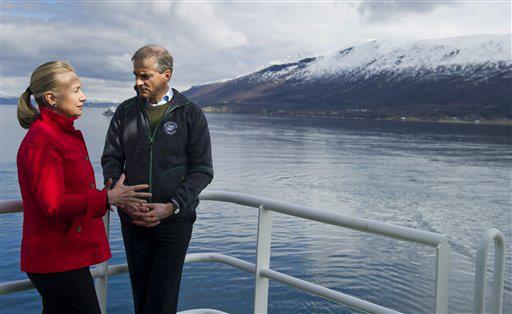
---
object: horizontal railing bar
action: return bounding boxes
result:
[1,253,398,313]
[186,254,400,313]
[260,268,401,314]
[0,200,22,214]
[185,253,255,273]
[199,191,445,247]
[106,264,128,277]
[0,279,33,295]
[0,253,255,295]
[1,194,445,247]
[0,266,119,295]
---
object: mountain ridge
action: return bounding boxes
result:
[183,34,512,120]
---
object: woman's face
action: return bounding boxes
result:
[54,71,87,118]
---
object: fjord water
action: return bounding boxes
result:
[1,106,510,313]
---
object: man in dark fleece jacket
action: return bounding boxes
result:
[101,44,213,314]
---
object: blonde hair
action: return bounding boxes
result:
[17,61,75,128]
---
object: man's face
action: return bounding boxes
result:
[133,56,171,103]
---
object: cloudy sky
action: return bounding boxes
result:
[1,1,510,102]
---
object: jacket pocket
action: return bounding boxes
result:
[157,166,187,203]
[61,218,99,255]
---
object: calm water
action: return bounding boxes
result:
[0,105,511,313]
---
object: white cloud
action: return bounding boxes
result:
[79,78,136,103]
[358,0,454,22]
[105,54,133,74]
[1,1,510,102]
[1,76,135,103]
[172,2,248,49]
[1,77,29,98]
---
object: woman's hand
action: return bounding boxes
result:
[106,174,151,207]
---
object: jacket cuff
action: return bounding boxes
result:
[86,189,108,218]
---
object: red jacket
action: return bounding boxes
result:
[17,107,111,273]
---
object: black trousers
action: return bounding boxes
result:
[120,211,195,314]
[27,267,100,314]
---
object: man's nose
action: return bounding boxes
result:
[135,77,144,86]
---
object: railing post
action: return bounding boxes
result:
[473,228,506,314]
[254,205,272,314]
[434,237,450,314]
[95,210,110,314]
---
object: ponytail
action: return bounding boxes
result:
[17,61,75,129]
[17,87,38,129]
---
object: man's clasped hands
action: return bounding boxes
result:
[105,173,176,227]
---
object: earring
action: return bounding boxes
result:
[50,103,57,109]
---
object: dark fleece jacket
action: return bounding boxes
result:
[101,88,213,220]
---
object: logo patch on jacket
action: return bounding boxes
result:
[163,121,178,135]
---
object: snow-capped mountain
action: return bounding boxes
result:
[300,35,509,77]
[184,34,511,119]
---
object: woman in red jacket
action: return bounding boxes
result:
[16,61,151,314]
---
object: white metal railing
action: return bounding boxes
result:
[0,191,507,314]
[200,191,448,313]
[473,228,506,314]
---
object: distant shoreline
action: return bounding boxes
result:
[310,115,512,126]
[202,107,512,126]
[2,103,509,126]
[383,116,512,126]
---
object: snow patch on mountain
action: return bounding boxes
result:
[302,34,510,78]
[242,34,511,82]
[190,34,511,88]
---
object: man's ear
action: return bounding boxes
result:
[164,69,172,82]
